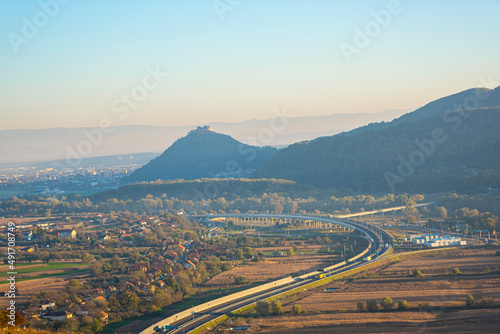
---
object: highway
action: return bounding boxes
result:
[144,213,392,334]
[164,262,363,334]
[334,201,437,218]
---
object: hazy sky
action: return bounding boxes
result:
[1,0,499,131]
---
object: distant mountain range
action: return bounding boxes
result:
[253,86,500,193]
[0,109,408,164]
[124,126,278,183]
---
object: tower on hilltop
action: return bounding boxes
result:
[190,125,213,134]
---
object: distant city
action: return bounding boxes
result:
[0,159,145,199]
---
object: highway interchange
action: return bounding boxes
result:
[141,213,394,334]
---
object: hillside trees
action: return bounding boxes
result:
[253,108,500,193]
[0,185,425,218]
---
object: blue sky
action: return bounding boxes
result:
[0,0,499,130]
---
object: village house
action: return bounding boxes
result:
[188,251,200,263]
[150,266,163,277]
[68,303,83,315]
[129,263,148,271]
[89,288,105,295]
[198,246,221,258]
[59,229,77,239]
[172,245,185,255]
[164,259,175,268]
[99,311,109,322]
[166,239,181,246]
[76,309,89,316]
[184,260,196,270]
[146,273,155,283]
[165,250,178,260]
[40,299,56,311]
[94,296,107,304]
[42,310,73,321]
[95,214,107,224]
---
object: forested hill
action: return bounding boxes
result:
[124,126,278,183]
[253,107,500,194]
[346,86,500,136]
[91,178,315,202]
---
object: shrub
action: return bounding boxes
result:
[357,300,367,312]
[478,297,494,308]
[256,300,270,315]
[367,300,379,312]
[465,294,475,308]
[398,300,410,310]
[380,297,395,311]
[292,304,301,315]
[271,299,282,315]
[452,267,461,275]
[408,269,423,277]
[234,276,249,285]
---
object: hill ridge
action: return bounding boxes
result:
[125,127,278,183]
[253,86,500,193]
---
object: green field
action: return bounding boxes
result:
[13,269,90,283]
[0,262,86,279]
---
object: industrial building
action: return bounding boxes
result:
[407,234,466,247]
[425,236,466,248]
[409,234,440,244]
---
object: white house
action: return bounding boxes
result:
[40,299,56,310]
[59,229,76,239]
